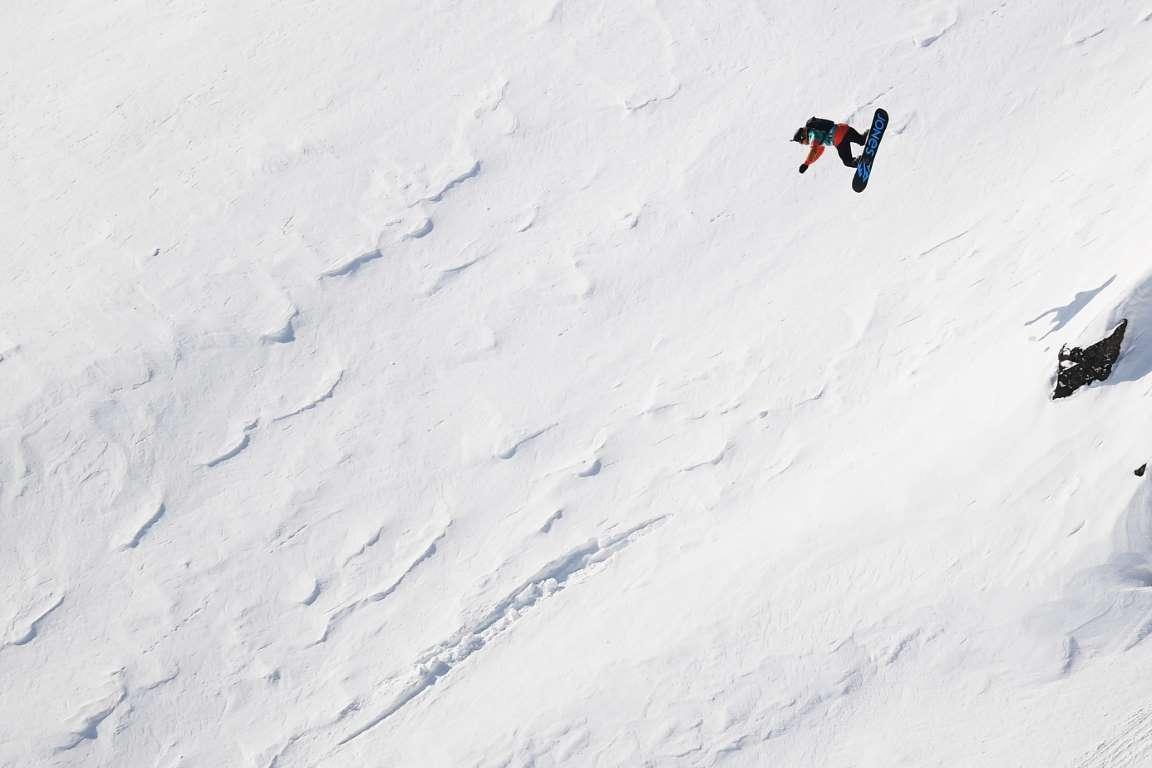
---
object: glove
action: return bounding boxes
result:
[798,164,808,174]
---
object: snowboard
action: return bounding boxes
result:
[851,108,889,193]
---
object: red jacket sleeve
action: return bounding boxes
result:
[803,143,824,166]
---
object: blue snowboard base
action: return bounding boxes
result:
[852,108,889,193]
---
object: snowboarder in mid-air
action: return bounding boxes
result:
[793,109,888,193]
[792,117,866,173]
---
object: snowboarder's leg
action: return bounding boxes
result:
[836,126,865,167]
[836,140,859,167]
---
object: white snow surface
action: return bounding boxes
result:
[5,1,1152,766]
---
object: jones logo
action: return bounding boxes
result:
[857,162,871,182]
[865,115,886,153]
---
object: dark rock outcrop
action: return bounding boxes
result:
[1053,319,1127,399]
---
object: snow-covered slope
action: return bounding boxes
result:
[5,1,1152,765]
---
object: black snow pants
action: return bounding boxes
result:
[836,126,866,168]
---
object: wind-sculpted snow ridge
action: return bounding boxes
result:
[320,250,383,279]
[3,593,65,649]
[273,370,344,422]
[53,685,126,753]
[337,516,667,746]
[0,343,19,363]
[261,310,298,344]
[201,419,259,467]
[417,160,482,204]
[495,424,557,460]
[315,525,449,644]
[319,157,479,281]
[116,501,167,550]
[912,5,959,48]
[424,249,490,296]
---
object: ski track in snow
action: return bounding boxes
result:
[335,515,668,747]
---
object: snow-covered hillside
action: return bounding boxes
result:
[5,1,1152,765]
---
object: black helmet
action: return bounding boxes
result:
[792,128,806,143]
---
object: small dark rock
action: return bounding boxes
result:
[1053,319,1128,399]
[1137,463,1147,478]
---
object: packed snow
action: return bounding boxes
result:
[5,1,1152,765]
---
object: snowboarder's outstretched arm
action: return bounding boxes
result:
[799,143,824,173]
